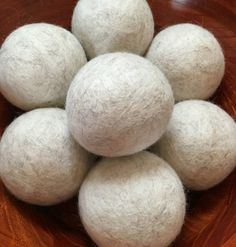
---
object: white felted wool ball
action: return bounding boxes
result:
[0,108,93,206]
[0,23,87,111]
[152,100,236,191]
[72,0,154,59]
[66,52,174,157]
[79,151,186,247]
[146,23,225,101]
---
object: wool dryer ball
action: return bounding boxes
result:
[0,108,93,206]
[79,151,186,247]
[0,23,87,111]
[66,52,174,157]
[146,23,225,101]
[72,0,154,59]
[152,100,236,191]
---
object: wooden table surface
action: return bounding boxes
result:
[0,0,236,246]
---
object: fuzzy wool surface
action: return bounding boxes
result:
[0,23,87,111]
[152,100,236,191]
[146,23,225,101]
[0,108,93,206]
[79,151,186,247]
[66,52,174,157]
[72,0,154,59]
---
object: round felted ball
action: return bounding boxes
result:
[0,108,93,206]
[66,52,174,157]
[72,0,154,59]
[152,100,236,191]
[146,23,225,101]
[79,151,186,247]
[0,23,87,111]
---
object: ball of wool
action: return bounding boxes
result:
[79,151,186,247]
[0,23,87,111]
[0,108,93,206]
[152,100,236,191]
[71,0,154,59]
[146,23,225,101]
[66,52,174,157]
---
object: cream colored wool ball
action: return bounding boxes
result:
[79,151,186,247]
[0,23,87,111]
[0,108,93,206]
[146,23,225,101]
[152,100,236,191]
[72,0,154,59]
[66,52,174,157]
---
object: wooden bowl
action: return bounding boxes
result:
[0,1,235,246]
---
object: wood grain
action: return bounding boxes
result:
[0,0,235,246]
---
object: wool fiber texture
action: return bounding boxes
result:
[146,23,225,101]
[72,0,154,59]
[152,100,236,190]
[66,52,174,157]
[79,151,186,247]
[0,23,87,111]
[0,108,93,206]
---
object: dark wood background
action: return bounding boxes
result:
[0,0,235,246]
